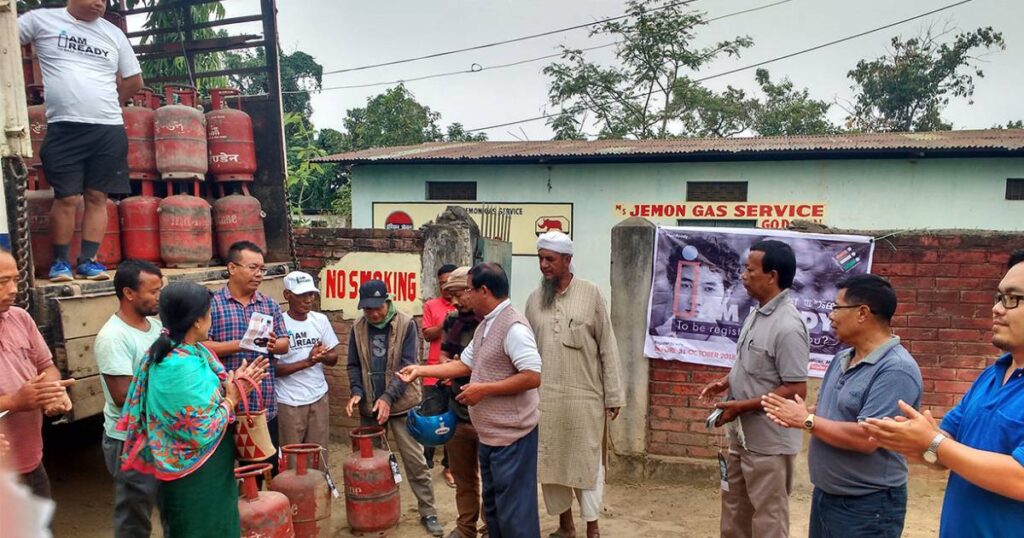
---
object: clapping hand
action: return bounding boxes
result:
[762,393,810,429]
[308,344,327,364]
[9,374,75,412]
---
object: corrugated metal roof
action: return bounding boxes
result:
[315,129,1024,165]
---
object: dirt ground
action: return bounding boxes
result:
[46,418,945,537]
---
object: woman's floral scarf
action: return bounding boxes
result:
[116,343,232,481]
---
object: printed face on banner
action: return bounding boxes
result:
[645,227,875,377]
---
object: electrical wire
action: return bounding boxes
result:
[320,0,702,75]
[463,0,974,133]
[283,0,793,95]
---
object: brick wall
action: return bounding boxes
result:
[647,231,1024,459]
[291,227,425,433]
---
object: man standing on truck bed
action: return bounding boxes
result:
[18,0,143,282]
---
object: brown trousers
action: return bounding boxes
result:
[721,441,795,538]
[277,394,330,461]
[447,421,487,538]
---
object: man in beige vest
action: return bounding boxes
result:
[345,279,444,536]
[526,232,624,538]
[399,263,543,538]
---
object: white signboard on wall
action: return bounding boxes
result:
[319,252,423,319]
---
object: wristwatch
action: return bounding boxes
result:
[923,433,946,464]
[803,414,816,431]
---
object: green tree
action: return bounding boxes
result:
[749,69,836,136]
[136,1,228,92]
[845,27,1005,132]
[339,84,485,151]
[223,49,323,120]
[543,0,753,139]
[993,120,1024,129]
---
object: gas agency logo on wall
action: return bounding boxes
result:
[384,211,414,230]
[614,202,827,229]
[373,202,573,256]
[318,252,423,319]
[535,216,570,236]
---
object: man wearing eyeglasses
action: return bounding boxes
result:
[762,274,922,538]
[206,241,289,470]
[862,250,1024,538]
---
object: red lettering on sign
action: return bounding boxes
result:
[324,270,336,298]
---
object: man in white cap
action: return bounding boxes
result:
[275,271,340,451]
[526,232,625,538]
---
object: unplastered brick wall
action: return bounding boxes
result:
[291,227,424,433]
[648,231,1024,459]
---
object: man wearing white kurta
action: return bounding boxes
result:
[526,232,625,538]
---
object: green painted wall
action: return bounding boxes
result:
[351,157,1023,307]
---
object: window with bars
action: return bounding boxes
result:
[1007,179,1024,200]
[686,181,748,202]
[426,181,477,201]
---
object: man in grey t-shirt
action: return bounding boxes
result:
[700,240,809,538]
[764,274,922,538]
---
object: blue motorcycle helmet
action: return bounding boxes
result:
[407,406,457,447]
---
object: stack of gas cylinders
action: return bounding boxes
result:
[23,51,267,275]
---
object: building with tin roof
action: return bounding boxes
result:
[318,129,1024,306]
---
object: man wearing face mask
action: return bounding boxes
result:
[345,279,444,536]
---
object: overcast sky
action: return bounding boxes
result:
[248,0,1022,140]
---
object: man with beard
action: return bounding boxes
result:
[438,266,487,538]
[94,259,164,537]
[862,254,1024,537]
[525,232,624,538]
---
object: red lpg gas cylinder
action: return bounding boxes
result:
[119,183,161,265]
[155,85,207,181]
[158,193,212,267]
[206,88,257,182]
[343,427,400,534]
[27,187,54,277]
[212,193,266,261]
[72,199,121,268]
[236,464,295,538]
[123,88,159,181]
[270,444,331,538]
[27,85,47,188]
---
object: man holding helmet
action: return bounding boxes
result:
[345,279,444,536]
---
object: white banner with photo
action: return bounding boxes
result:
[644,226,875,378]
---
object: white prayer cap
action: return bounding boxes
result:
[536,231,574,255]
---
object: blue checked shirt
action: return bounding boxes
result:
[209,287,288,419]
